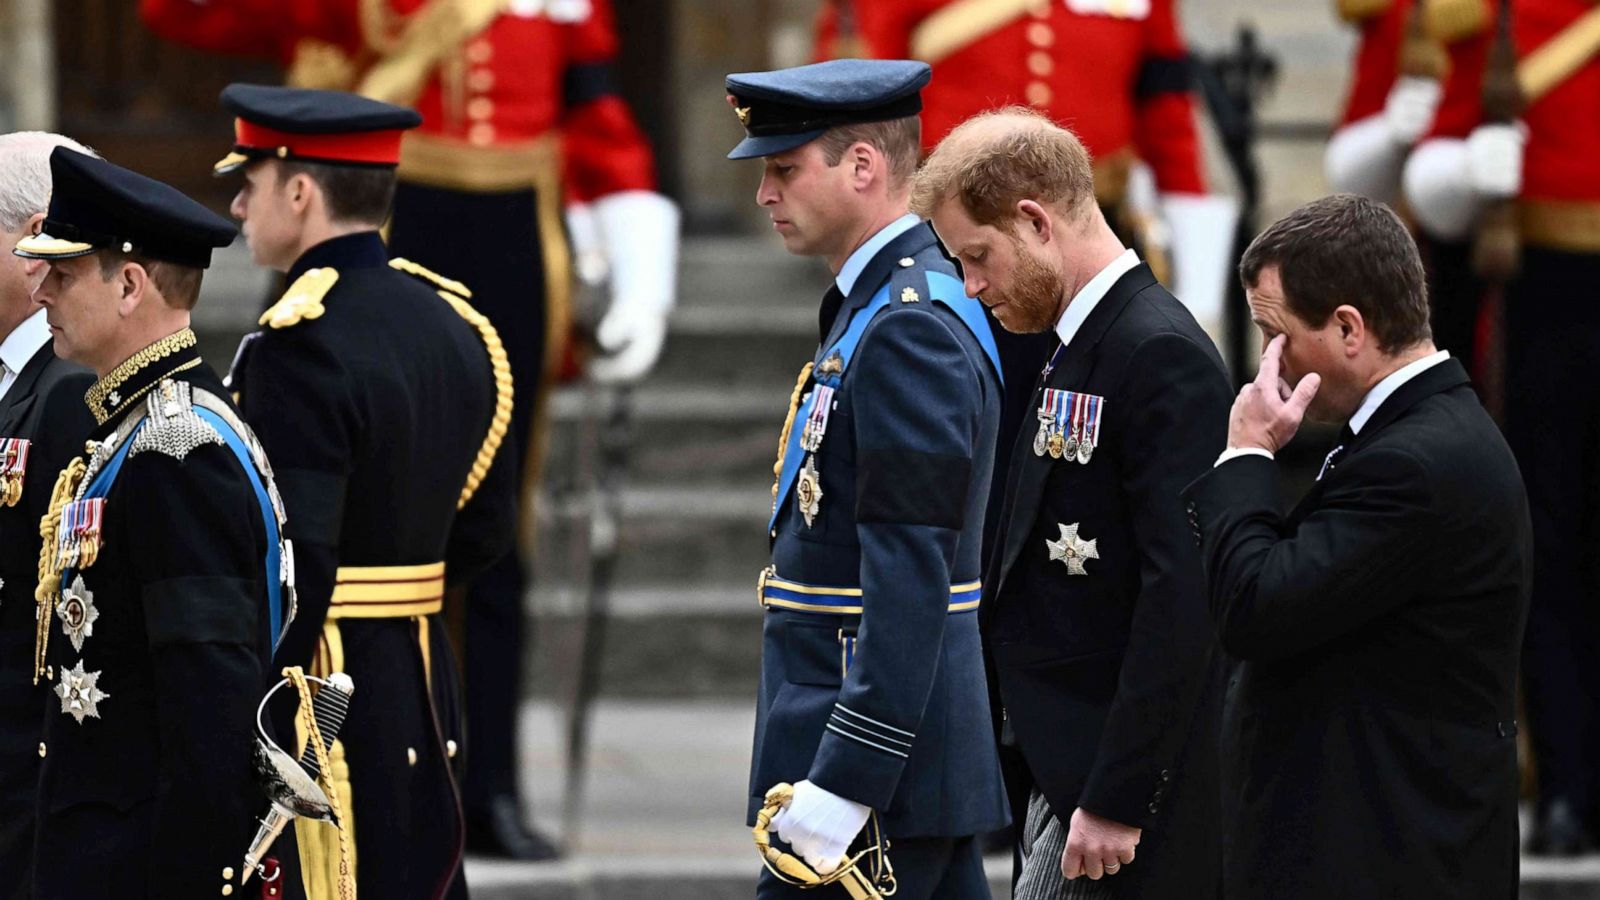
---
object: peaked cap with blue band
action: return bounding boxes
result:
[725,59,931,160]
[14,148,237,269]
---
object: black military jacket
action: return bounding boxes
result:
[0,339,93,898]
[32,336,284,900]
[231,231,514,899]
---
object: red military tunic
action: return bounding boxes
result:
[1337,0,1490,133]
[139,0,656,202]
[821,0,1205,194]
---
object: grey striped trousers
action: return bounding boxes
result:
[1012,790,1115,900]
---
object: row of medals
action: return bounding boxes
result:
[1034,411,1094,464]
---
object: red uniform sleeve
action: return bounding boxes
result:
[1134,0,1206,193]
[1428,28,1491,138]
[851,0,922,60]
[139,0,351,61]
[1338,0,1411,125]
[559,0,657,202]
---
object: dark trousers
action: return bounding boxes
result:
[389,182,552,812]
[1504,245,1600,823]
[1420,236,1487,383]
[756,834,989,900]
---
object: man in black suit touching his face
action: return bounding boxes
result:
[1183,193,1532,899]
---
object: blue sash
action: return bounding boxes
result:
[771,277,1002,529]
[69,411,285,649]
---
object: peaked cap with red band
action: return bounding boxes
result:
[214,83,423,176]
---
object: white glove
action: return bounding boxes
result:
[1403,137,1478,240]
[1383,76,1443,145]
[563,201,609,287]
[1466,122,1526,199]
[1161,192,1240,344]
[585,190,680,384]
[768,779,871,875]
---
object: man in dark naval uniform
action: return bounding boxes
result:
[16,148,294,899]
[0,132,96,899]
[215,84,516,900]
[727,60,1010,898]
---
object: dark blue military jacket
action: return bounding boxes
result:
[747,222,1010,838]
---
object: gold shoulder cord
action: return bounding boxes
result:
[33,457,86,683]
[772,363,815,514]
[387,259,511,509]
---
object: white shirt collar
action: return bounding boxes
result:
[1053,249,1140,349]
[835,214,922,296]
[1349,350,1451,434]
[0,309,50,377]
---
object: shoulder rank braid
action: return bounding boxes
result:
[387,258,509,508]
[261,267,339,330]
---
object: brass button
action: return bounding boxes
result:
[221,885,234,897]
[1028,51,1053,77]
[467,97,495,120]
[222,867,234,880]
[37,742,46,758]
[469,69,495,92]
[407,747,418,766]
[1026,82,1053,107]
[446,739,459,759]
[469,123,496,146]
[1028,22,1054,47]
[467,40,493,63]
[45,665,53,680]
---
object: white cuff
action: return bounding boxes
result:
[1215,447,1274,467]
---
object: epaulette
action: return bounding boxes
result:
[1336,0,1393,23]
[260,267,339,330]
[127,379,224,461]
[888,253,933,308]
[389,257,473,299]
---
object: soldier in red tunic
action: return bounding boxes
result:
[1405,0,1600,855]
[1325,0,1494,373]
[140,0,682,860]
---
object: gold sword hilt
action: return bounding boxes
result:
[753,783,889,900]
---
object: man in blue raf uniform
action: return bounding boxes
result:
[216,83,516,900]
[727,59,1010,898]
[16,148,295,899]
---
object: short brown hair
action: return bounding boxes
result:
[98,252,204,310]
[910,106,1095,228]
[1240,194,1431,352]
[277,159,397,226]
[814,115,921,190]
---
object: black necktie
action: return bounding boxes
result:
[818,285,845,344]
[1317,424,1356,481]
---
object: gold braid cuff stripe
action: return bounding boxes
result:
[85,328,199,424]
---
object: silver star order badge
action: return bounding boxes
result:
[57,574,99,653]
[1046,522,1099,576]
[796,454,824,528]
[55,660,109,723]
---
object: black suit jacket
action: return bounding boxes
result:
[0,341,93,899]
[1182,358,1531,899]
[983,264,1230,897]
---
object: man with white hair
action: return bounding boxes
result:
[0,132,96,897]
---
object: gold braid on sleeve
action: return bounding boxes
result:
[771,363,815,514]
[438,291,513,509]
[34,456,86,684]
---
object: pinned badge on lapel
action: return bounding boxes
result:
[817,351,845,379]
